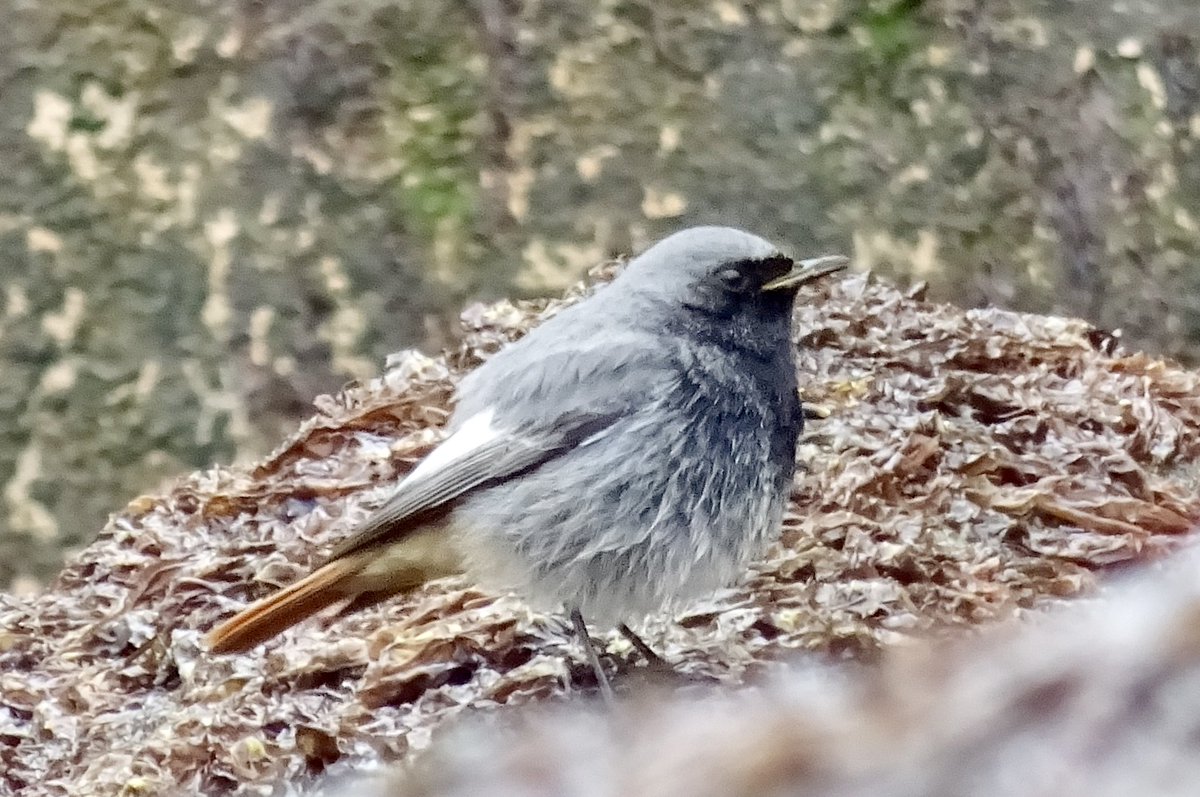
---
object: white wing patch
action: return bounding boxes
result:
[405,408,500,484]
[578,425,617,448]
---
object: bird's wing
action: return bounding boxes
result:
[324,344,667,561]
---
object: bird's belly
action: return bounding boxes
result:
[451,421,790,625]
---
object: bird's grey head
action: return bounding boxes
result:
[619,226,786,306]
[611,227,844,351]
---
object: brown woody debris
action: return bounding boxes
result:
[394,542,1200,797]
[2,268,1199,795]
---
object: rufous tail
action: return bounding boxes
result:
[205,558,359,654]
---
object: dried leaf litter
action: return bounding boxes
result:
[2,267,1199,795]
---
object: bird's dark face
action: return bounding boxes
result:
[620,226,844,314]
[674,254,831,362]
[678,253,803,318]
[615,227,846,360]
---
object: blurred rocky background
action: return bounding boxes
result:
[2,0,1199,589]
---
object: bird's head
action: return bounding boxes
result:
[615,226,847,352]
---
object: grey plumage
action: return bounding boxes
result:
[449,227,804,622]
[206,225,844,663]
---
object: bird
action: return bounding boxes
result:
[205,226,847,699]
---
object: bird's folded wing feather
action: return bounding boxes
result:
[324,343,676,562]
[323,406,626,562]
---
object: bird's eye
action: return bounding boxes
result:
[716,268,750,292]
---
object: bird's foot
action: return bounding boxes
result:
[570,608,615,705]
[617,623,719,685]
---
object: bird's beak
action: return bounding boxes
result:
[760,255,850,292]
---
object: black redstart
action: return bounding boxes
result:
[206,226,846,699]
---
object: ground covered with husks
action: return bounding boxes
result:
[3,266,1198,795]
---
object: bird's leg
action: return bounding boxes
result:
[569,606,614,704]
[619,623,719,684]
[618,623,670,670]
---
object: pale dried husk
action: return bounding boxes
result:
[2,267,1198,795]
